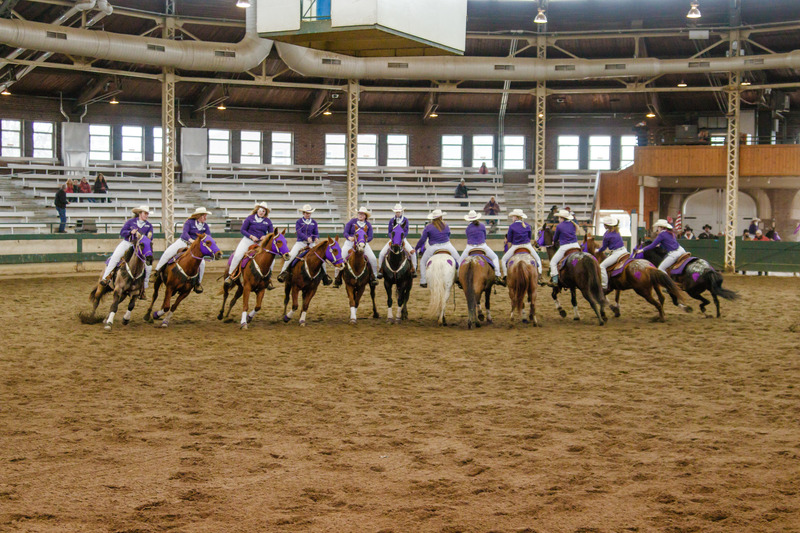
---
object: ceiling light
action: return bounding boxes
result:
[217,102,226,110]
[687,2,701,19]
[677,80,687,87]
[428,111,438,118]
[236,0,251,8]
[741,80,751,86]
[534,8,547,24]
[1,88,10,96]
[646,111,656,118]
[538,112,544,118]
[322,109,332,116]
[109,96,119,104]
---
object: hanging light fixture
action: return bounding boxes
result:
[109,96,119,104]
[217,102,226,110]
[646,111,656,118]
[322,109,332,116]
[236,0,251,8]
[687,2,701,19]
[1,88,10,96]
[677,80,688,87]
[740,79,751,86]
[429,111,438,118]
[534,8,547,24]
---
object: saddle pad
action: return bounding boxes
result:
[667,253,698,275]
[608,253,631,278]
[466,251,495,270]
[557,248,582,271]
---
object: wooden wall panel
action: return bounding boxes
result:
[599,166,638,211]
[740,145,800,177]
[635,145,800,178]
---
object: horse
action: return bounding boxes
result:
[458,249,496,329]
[585,235,692,322]
[639,242,738,317]
[539,224,608,325]
[426,251,456,326]
[282,237,344,326]
[505,248,539,326]
[88,233,153,331]
[381,224,414,324]
[144,233,222,327]
[341,227,378,324]
[217,229,291,329]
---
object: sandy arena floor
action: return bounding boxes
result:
[1,269,799,532]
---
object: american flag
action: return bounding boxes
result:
[674,213,682,232]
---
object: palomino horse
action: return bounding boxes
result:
[505,248,539,326]
[282,237,344,326]
[144,233,222,327]
[342,227,378,324]
[217,229,291,329]
[640,243,738,317]
[585,235,692,322]
[458,249,496,329]
[381,224,414,324]
[539,224,608,325]
[426,251,456,326]
[89,233,153,331]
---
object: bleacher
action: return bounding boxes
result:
[530,172,598,223]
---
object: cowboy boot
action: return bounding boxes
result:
[193,281,204,294]
[276,270,288,283]
[223,275,234,289]
[266,274,275,290]
[547,274,559,287]
[332,270,343,288]
[496,276,506,287]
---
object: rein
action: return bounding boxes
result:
[383,248,408,275]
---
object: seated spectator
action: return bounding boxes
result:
[697,129,710,145]
[748,218,760,238]
[77,176,92,201]
[93,173,109,203]
[546,205,559,224]
[765,227,781,241]
[454,179,469,199]
[752,229,771,241]
[65,178,75,193]
[741,230,751,241]
[682,227,695,240]
[478,162,488,175]
[698,224,716,239]
[483,196,501,233]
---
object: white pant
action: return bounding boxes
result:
[658,246,687,272]
[599,247,628,289]
[419,242,460,283]
[549,242,581,277]
[501,244,541,275]
[460,243,501,276]
[102,239,153,287]
[340,240,378,277]
[156,238,205,283]
[228,236,256,275]
[378,239,417,270]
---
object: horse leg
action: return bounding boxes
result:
[528,283,536,326]
[240,284,251,329]
[218,282,230,320]
[571,287,581,321]
[689,288,711,316]
[385,280,394,323]
[399,282,410,322]
[154,286,172,324]
[299,286,315,326]
[484,285,493,325]
[347,285,358,325]
[162,289,189,327]
[104,288,123,331]
[250,288,266,325]
[143,273,161,323]
[636,286,666,322]
[552,287,567,318]
[283,284,298,323]
[226,284,243,318]
[122,294,136,326]
[370,280,379,319]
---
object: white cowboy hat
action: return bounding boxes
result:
[393,203,404,213]
[653,219,673,230]
[190,206,212,217]
[601,215,619,226]
[508,208,528,219]
[298,204,315,214]
[132,205,150,214]
[427,209,447,220]
[464,210,482,222]
[254,202,269,211]
[555,209,574,220]
[357,206,371,216]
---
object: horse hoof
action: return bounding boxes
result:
[395,317,402,324]
[349,319,357,325]
[373,313,379,319]
[573,317,580,321]
[299,321,306,327]
[246,315,253,324]
[613,309,621,318]
[282,315,290,323]
[161,322,169,328]
[240,322,248,330]
[475,322,481,328]
[217,313,223,321]
[486,319,493,325]
[478,313,485,321]
[143,313,153,323]
[522,319,529,324]
[558,309,567,318]
[467,322,472,330]
[122,318,130,326]
[104,323,112,331]
[387,318,394,324]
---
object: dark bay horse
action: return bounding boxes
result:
[144,233,222,327]
[218,229,290,329]
[282,237,344,326]
[640,242,738,317]
[458,249,496,329]
[505,248,539,326]
[342,227,378,324]
[381,224,413,324]
[89,233,153,331]
[539,224,608,325]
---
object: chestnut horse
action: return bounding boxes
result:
[218,229,290,329]
[458,249,496,329]
[505,248,539,326]
[144,233,222,327]
[381,224,414,324]
[282,237,344,326]
[342,227,378,324]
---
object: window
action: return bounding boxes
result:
[239,130,262,164]
[503,135,525,170]
[153,127,162,162]
[472,135,494,168]
[120,125,143,162]
[357,134,378,166]
[1,119,22,157]
[588,136,611,170]
[441,135,463,167]
[386,134,408,166]
[557,135,580,170]
[271,132,293,165]
[710,134,726,146]
[32,122,54,159]
[620,135,637,168]
[325,133,346,166]
[89,124,112,161]
[208,129,231,164]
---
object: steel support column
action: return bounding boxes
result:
[724,33,741,272]
[533,35,547,233]
[346,79,359,219]
[161,2,176,244]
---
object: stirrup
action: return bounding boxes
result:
[193,283,204,294]
[276,271,287,283]
[420,282,428,288]
[376,272,384,279]
[496,276,506,287]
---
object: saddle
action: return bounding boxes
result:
[433,249,452,256]
[557,248,582,271]
[467,249,495,270]
[607,253,632,278]
[666,253,697,275]
[228,244,260,279]
[289,247,311,269]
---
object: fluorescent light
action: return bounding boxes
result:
[322,109,332,116]
[534,8,547,24]
[236,0,251,8]
[646,112,656,118]
[1,89,10,96]
[677,80,688,87]
[217,103,226,110]
[109,96,119,104]
[428,112,438,118]
[741,80,751,86]
[687,2,701,19]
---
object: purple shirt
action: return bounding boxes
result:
[415,223,451,249]
[295,218,319,242]
[466,222,487,245]
[506,220,532,245]
[120,217,154,241]
[599,231,624,253]
[642,230,680,253]
[180,219,211,242]
[343,218,374,242]
[241,214,273,240]
[552,220,578,245]
[388,216,409,237]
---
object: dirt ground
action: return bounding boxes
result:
[1,268,799,533]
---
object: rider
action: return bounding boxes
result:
[377,203,416,278]
[100,205,154,297]
[224,202,273,288]
[335,206,378,288]
[415,209,460,289]
[546,208,581,286]
[277,204,332,285]
[597,215,628,291]
[154,207,212,294]
[500,208,541,284]
[459,210,503,285]
[640,219,687,271]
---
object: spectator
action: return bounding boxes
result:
[93,173,109,203]
[765,227,781,241]
[748,218,760,238]
[546,205,559,224]
[483,195,501,233]
[697,129,710,145]
[698,224,716,239]
[54,184,69,233]
[752,229,770,241]
[78,176,92,201]
[741,229,751,241]
[65,178,75,193]
[454,179,469,198]
[682,227,695,240]
[478,162,488,175]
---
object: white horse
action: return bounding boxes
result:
[426,253,456,326]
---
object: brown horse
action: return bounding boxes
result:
[218,229,291,329]
[144,233,222,327]
[505,248,539,326]
[458,249,496,329]
[282,237,345,326]
[342,228,378,324]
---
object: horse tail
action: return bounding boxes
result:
[508,262,530,309]
[586,256,606,304]
[704,270,739,301]
[463,261,476,320]
[650,268,691,311]
[89,285,98,303]
[426,256,454,319]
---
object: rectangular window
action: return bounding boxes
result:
[710,134,726,146]
[472,134,494,168]
[588,135,611,170]
[89,124,112,161]
[121,125,143,162]
[386,134,408,166]
[32,122,54,159]
[208,129,231,164]
[357,133,378,166]
[240,130,262,164]
[503,135,525,170]
[153,127,162,162]
[325,133,346,166]
[557,135,580,170]
[271,131,293,165]
[620,135,637,168]
[441,135,463,167]
[1,119,22,157]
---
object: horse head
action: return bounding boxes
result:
[136,233,153,261]
[196,233,222,260]
[272,228,291,260]
[389,224,405,252]
[326,236,345,266]
[354,227,368,252]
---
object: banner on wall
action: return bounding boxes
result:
[60,123,90,174]
[180,128,208,183]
